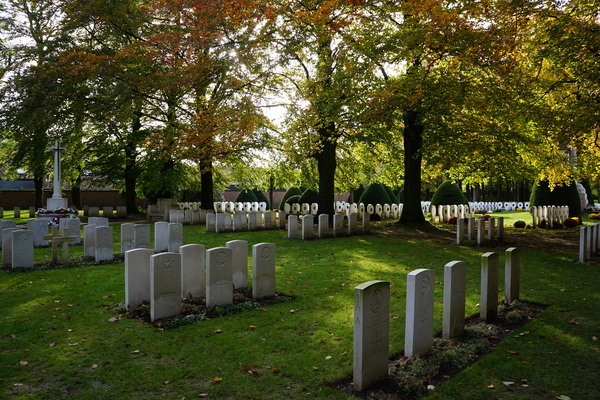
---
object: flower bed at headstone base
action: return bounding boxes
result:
[36,208,79,224]
[332,300,546,400]
[112,287,294,330]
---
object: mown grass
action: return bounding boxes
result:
[1,218,599,399]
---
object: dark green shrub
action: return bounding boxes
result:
[299,185,308,193]
[280,187,302,206]
[430,180,468,206]
[235,189,257,203]
[252,188,270,209]
[347,184,366,203]
[286,195,301,205]
[358,183,393,205]
[448,217,459,225]
[384,185,398,204]
[399,189,405,203]
[529,180,581,217]
[513,220,526,228]
[298,189,319,204]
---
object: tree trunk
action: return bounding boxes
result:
[269,175,274,210]
[72,172,83,210]
[315,134,337,218]
[399,110,426,224]
[34,175,44,209]
[200,162,213,210]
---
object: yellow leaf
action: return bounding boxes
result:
[487,384,494,388]
[212,377,222,384]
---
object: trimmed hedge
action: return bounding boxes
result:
[235,189,257,203]
[384,185,397,204]
[358,183,393,206]
[582,180,594,205]
[529,180,581,217]
[298,189,319,205]
[430,180,468,206]
[280,187,302,206]
[286,195,301,205]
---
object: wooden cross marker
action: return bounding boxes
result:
[43,226,77,264]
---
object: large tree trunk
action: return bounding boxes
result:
[315,133,337,218]
[399,110,426,224]
[200,162,213,210]
[72,172,83,210]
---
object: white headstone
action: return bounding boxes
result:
[227,240,248,289]
[154,221,169,252]
[206,213,216,232]
[223,212,232,230]
[60,217,81,244]
[287,215,298,238]
[125,248,155,310]
[353,280,389,391]
[102,206,113,218]
[405,268,435,357]
[180,244,205,298]
[95,226,113,262]
[362,213,370,234]
[504,248,520,303]
[150,252,182,321]
[121,223,135,253]
[487,217,495,243]
[277,211,287,229]
[84,224,97,257]
[263,211,272,229]
[477,218,485,246]
[12,230,34,268]
[134,224,151,249]
[318,214,329,238]
[247,212,257,231]
[27,219,48,247]
[88,207,100,217]
[333,213,344,237]
[302,214,314,240]
[480,252,499,322]
[2,228,20,266]
[467,217,475,241]
[456,218,465,245]
[206,247,233,307]
[0,220,17,250]
[348,213,358,235]
[252,243,276,299]
[232,213,242,231]
[167,223,183,253]
[184,209,193,224]
[88,217,109,226]
[442,261,466,339]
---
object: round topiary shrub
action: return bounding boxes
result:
[358,183,393,206]
[280,187,303,206]
[252,188,270,209]
[529,180,581,217]
[430,180,468,206]
[286,194,301,205]
[235,189,257,203]
[562,218,579,228]
[298,188,319,205]
[513,220,526,228]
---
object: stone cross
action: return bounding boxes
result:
[43,227,77,263]
[48,139,66,202]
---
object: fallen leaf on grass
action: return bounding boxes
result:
[248,370,258,376]
[13,383,23,387]
[19,361,28,366]
[108,317,120,322]
[487,384,494,389]
[427,385,435,390]
[341,351,347,356]
[49,341,56,347]
[313,367,319,370]
[325,356,332,360]
[131,350,140,354]
[507,350,518,354]
[243,366,253,371]
[91,364,98,368]
[592,336,597,341]
[199,394,209,398]
[212,377,222,384]
[164,381,169,385]
[249,325,256,329]
[556,396,572,400]
[11,333,16,338]
[213,329,221,334]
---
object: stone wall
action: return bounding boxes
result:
[0,190,147,209]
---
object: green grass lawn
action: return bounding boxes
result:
[1,219,599,399]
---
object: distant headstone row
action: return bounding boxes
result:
[125,241,276,321]
[455,217,504,245]
[353,248,521,391]
[531,205,569,228]
[287,213,369,239]
[205,211,287,232]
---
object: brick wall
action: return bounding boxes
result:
[0,190,147,210]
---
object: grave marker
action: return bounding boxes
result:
[180,244,206,298]
[2,227,20,266]
[353,280,390,391]
[287,215,298,238]
[348,213,358,235]
[480,252,499,322]
[27,219,49,247]
[12,230,34,268]
[504,247,520,303]
[252,243,276,299]
[121,223,135,253]
[60,217,81,244]
[43,227,77,264]
[362,213,370,234]
[84,224,97,257]
[318,214,329,238]
[333,213,344,237]
[167,223,183,253]
[155,221,169,252]
[134,224,151,249]
[206,247,233,307]
[150,252,182,321]
[125,248,155,310]
[456,218,465,245]
[442,261,466,339]
[227,240,248,289]
[206,213,216,232]
[405,269,435,357]
[302,214,314,239]
[95,226,113,262]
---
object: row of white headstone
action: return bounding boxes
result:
[84,206,127,218]
[430,204,475,223]
[124,241,276,322]
[119,221,183,253]
[456,217,504,246]
[288,213,370,239]
[579,224,600,263]
[531,205,569,228]
[353,248,521,391]
[205,211,287,232]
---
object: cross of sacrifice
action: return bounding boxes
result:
[43,227,77,264]
[47,139,67,201]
